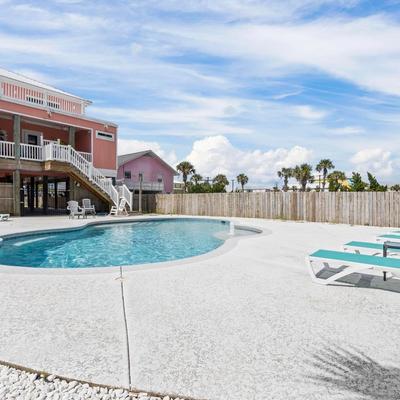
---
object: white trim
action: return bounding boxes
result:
[0,105,118,128]
[95,130,114,142]
[22,129,43,146]
[0,129,7,141]
[98,168,117,178]
[0,69,90,102]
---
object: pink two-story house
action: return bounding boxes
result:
[117,150,177,194]
[0,68,121,215]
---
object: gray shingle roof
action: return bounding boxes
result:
[117,150,177,174]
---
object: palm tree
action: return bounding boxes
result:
[212,174,229,192]
[293,163,314,191]
[327,170,347,191]
[391,184,400,192]
[176,161,195,192]
[191,173,203,185]
[213,174,229,186]
[236,173,249,191]
[277,167,293,191]
[316,159,335,191]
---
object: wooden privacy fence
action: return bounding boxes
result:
[155,192,400,227]
[132,194,156,213]
[0,183,13,214]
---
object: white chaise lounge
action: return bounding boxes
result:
[0,214,10,221]
[307,249,400,285]
[109,198,128,216]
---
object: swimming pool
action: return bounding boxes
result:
[0,218,232,268]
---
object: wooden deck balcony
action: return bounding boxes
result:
[0,76,90,116]
[118,179,164,192]
[0,140,92,163]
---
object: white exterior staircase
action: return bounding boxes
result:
[0,140,133,210]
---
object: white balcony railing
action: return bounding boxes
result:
[0,141,14,158]
[44,143,118,206]
[0,77,87,115]
[117,184,133,210]
[42,140,92,162]
[124,180,164,192]
[0,141,118,206]
[78,151,92,163]
[20,143,43,161]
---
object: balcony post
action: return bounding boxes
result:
[13,115,21,216]
[13,115,21,163]
[68,126,76,148]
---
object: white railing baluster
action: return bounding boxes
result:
[0,77,85,115]
[0,139,117,205]
[40,142,118,206]
[0,141,15,158]
[20,143,43,161]
[119,184,132,210]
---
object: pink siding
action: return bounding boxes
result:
[0,117,91,154]
[0,99,117,172]
[117,154,175,193]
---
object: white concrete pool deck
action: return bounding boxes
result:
[0,215,400,399]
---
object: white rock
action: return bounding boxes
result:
[68,380,78,388]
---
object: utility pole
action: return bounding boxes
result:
[138,173,143,213]
[231,179,235,192]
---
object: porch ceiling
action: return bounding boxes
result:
[0,111,90,133]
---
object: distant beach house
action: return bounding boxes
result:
[117,150,177,194]
[0,68,127,215]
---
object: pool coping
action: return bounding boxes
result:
[0,215,266,275]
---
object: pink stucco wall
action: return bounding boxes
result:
[0,99,117,172]
[117,154,175,193]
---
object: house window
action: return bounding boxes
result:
[22,130,42,146]
[124,171,131,179]
[157,174,163,183]
[0,130,7,141]
[96,130,114,141]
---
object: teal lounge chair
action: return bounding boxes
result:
[377,234,400,243]
[307,249,400,285]
[343,241,385,256]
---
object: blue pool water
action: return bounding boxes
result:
[0,219,230,268]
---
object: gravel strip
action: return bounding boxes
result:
[0,363,191,400]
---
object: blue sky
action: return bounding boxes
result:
[1,0,400,186]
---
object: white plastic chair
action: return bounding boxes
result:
[82,198,96,217]
[67,200,85,219]
[0,214,10,222]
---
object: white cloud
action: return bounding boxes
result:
[329,126,365,136]
[350,148,397,178]
[132,0,361,22]
[186,135,312,185]
[118,138,177,166]
[272,90,303,100]
[293,105,328,120]
[152,14,400,96]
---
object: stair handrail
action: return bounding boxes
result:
[44,142,119,206]
[119,184,133,211]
